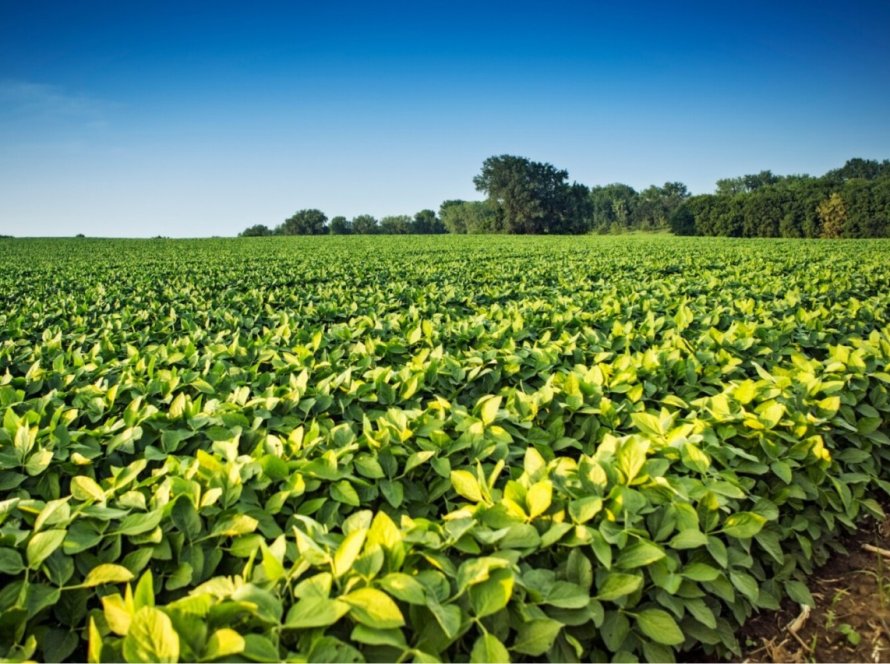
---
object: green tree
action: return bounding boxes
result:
[588,184,637,232]
[716,171,778,195]
[473,154,588,234]
[351,214,379,234]
[818,193,846,238]
[668,205,696,235]
[412,209,445,234]
[826,158,890,182]
[440,200,468,233]
[440,200,500,233]
[279,209,328,235]
[239,224,273,237]
[379,215,412,234]
[329,216,352,235]
[630,183,689,230]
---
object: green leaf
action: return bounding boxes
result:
[669,529,708,549]
[635,608,684,646]
[380,479,404,508]
[122,606,180,663]
[722,512,767,538]
[615,540,665,569]
[428,600,462,639]
[82,563,135,587]
[331,480,361,506]
[27,528,67,568]
[166,563,193,591]
[601,610,630,652]
[350,625,407,649]
[471,633,510,663]
[568,496,603,523]
[117,510,163,536]
[341,587,405,628]
[451,469,483,502]
[770,461,792,484]
[285,596,350,629]
[786,580,815,607]
[513,619,562,656]
[596,572,643,601]
[468,568,514,617]
[755,530,785,565]
[730,570,759,602]
[0,547,25,574]
[543,581,590,608]
[682,562,720,582]
[404,450,435,474]
[566,548,593,591]
[241,634,281,663]
[171,498,202,539]
[379,573,426,605]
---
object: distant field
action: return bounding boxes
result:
[1,235,889,662]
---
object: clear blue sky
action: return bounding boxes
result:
[1,1,889,237]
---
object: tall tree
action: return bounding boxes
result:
[473,155,588,234]
[329,216,352,234]
[412,209,445,234]
[351,214,379,234]
[588,184,637,232]
[439,200,500,233]
[379,215,412,234]
[279,209,328,235]
[239,224,273,237]
[826,158,890,182]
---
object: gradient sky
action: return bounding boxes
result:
[1,1,889,237]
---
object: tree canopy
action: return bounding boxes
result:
[673,159,890,238]
[472,155,591,234]
[280,209,328,235]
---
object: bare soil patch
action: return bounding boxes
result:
[740,512,890,663]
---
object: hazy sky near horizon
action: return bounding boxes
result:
[1,1,889,237]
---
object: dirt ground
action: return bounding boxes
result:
[738,512,890,663]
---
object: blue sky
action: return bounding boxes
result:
[1,1,889,237]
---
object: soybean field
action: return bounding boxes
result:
[1,235,889,663]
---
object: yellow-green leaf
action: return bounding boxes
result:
[341,587,405,629]
[203,628,245,661]
[71,475,106,502]
[83,564,135,587]
[451,470,483,502]
[122,606,180,663]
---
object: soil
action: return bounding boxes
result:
[738,512,890,663]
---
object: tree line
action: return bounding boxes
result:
[241,155,890,237]
[240,209,447,237]
[670,158,890,238]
